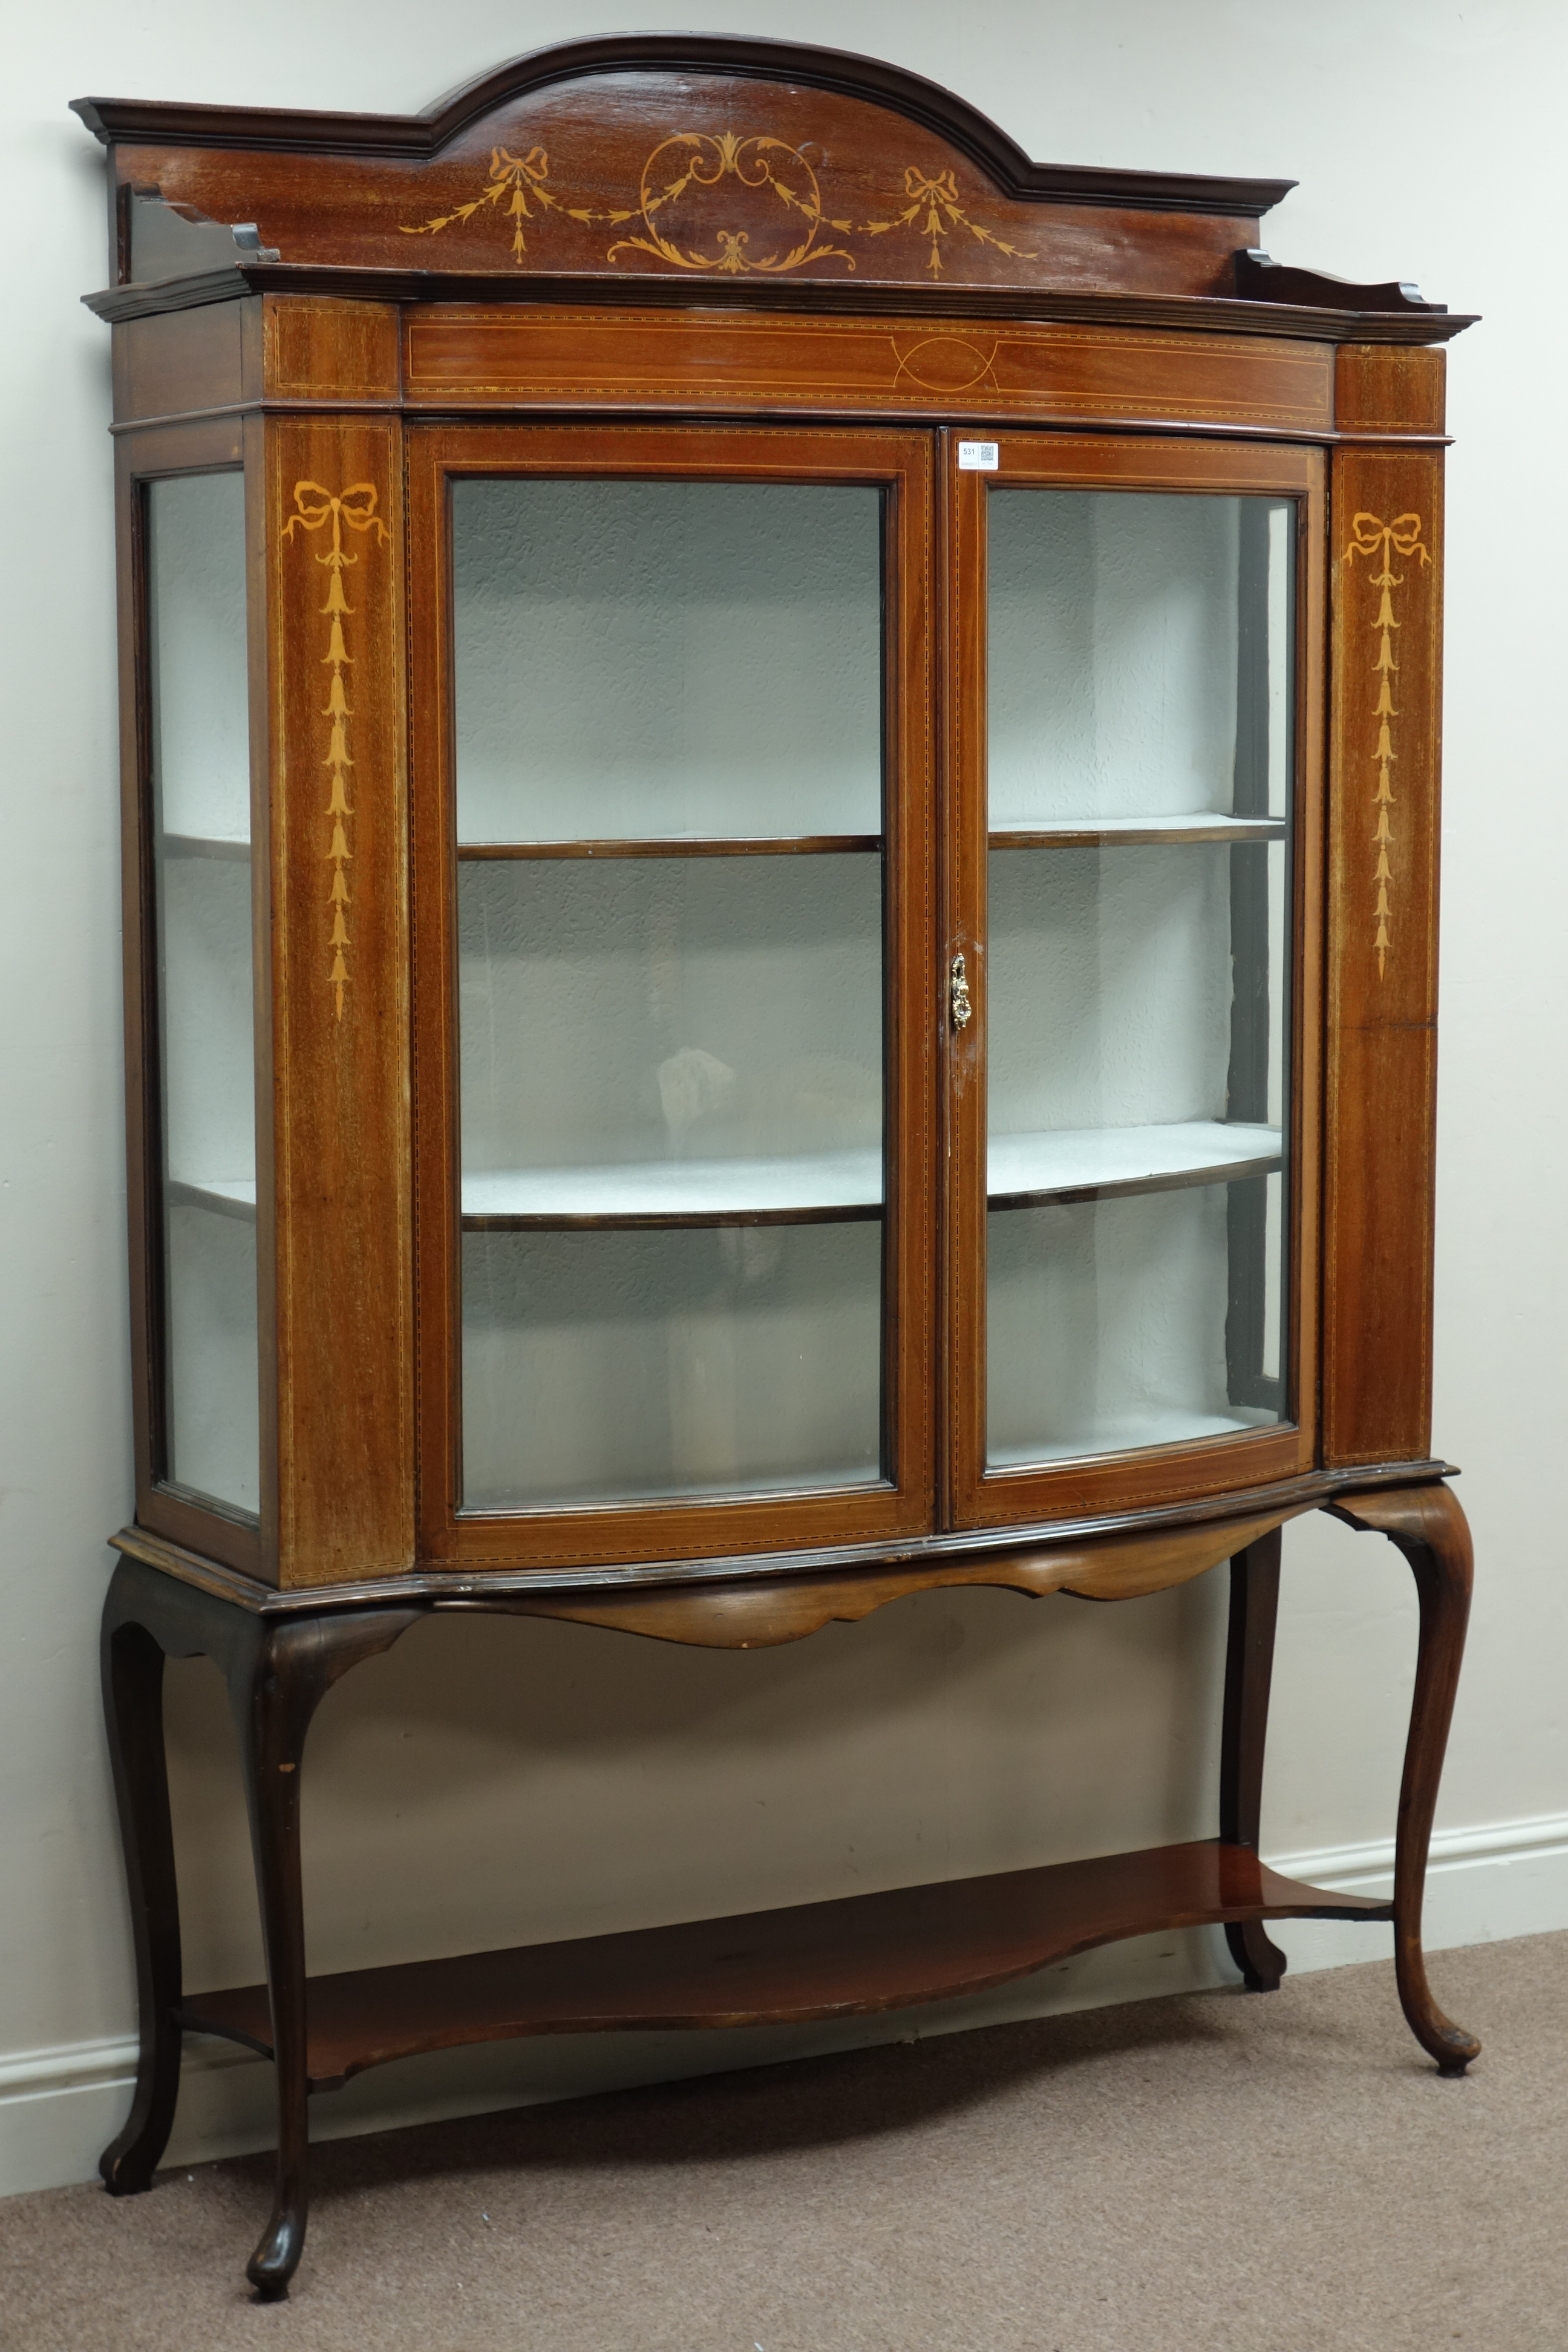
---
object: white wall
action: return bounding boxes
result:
[4,0,1564,2194]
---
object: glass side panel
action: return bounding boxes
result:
[452,479,883,843]
[451,477,887,1511]
[985,491,1293,1468]
[147,471,258,1516]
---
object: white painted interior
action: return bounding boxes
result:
[2,0,1563,2198]
[988,489,1292,823]
[146,471,249,844]
[458,848,886,1501]
[454,477,884,841]
[989,842,1252,1128]
[987,1177,1281,1462]
[459,855,884,1171]
[463,1221,885,1504]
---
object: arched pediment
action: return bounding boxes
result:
[74,37,1291,301]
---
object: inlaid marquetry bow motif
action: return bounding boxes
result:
[282,483,390,1021]
[401,145,590,263]
[1344,511,1431,979]
[400,134,1033,279]
[862,165,1035,278]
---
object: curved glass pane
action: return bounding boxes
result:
[452,475,887,1509]
[985,489,1294,1468]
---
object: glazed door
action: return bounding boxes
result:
[410,424,936,1568]
[945,435,1325,1527]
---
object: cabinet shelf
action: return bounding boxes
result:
[179,1840,1390,2093]
[990,814,1285,848]
[169,1126,1280,1235]
[459,835,880,860]
[988,1121,1281,1209]
[462,1151,884,1229]
[162,832,250,861]
[457,822,1279,858]
[460,1123,1280,1230]
[167,1176,256,1221]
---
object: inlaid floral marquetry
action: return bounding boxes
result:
[281,482,389,1019]
[401,134,1034,278]
[1344,511,1431,978]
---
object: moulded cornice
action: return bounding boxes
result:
[71,32,1295,217]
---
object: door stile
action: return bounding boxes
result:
[942,448,991,1526]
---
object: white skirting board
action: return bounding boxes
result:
[5,1811,1566,2200]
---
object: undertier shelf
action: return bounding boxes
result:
[462,1123,1280,1229]
[180,1841,1391,2094]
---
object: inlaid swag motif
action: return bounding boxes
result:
[1344,512,1430,979]
[282,482,388,1021]
[401,132,1036,278]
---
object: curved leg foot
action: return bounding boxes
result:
[1225,1918,1287,1993]
[99,1595,183,2193]
[1221,1530,1287,1993]
[247,2205,307,2301]
[1329,1482,1481,2074]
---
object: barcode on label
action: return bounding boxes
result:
[957,440,999,472]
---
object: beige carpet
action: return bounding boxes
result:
[4,1933,1564,2351]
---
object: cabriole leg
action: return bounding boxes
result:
[226,1619,309,2300]
[1328,1482,1481,2075]
[1220,1526,1287,1991]
[98,1589,183,2192]
[225,1608,421,2299]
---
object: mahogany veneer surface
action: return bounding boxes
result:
[182,1840,1390,2091]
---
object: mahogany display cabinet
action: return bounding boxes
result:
[77,37,1478,2296]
